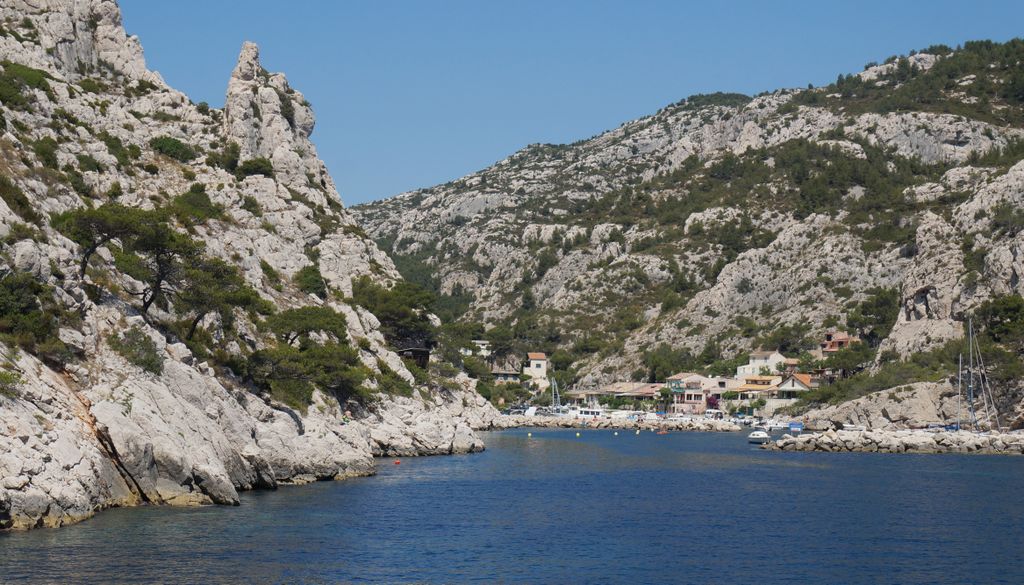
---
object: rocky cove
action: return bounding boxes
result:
[0,0,511,532]
[3,0,1024,546]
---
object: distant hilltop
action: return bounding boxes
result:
[353,39,1024,424]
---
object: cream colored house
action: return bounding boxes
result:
[523,352,549,391]
[736,350,788,378]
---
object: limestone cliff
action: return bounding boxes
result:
[0,0,499,531]
[353,41,1024,406]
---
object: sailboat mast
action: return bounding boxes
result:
[957,353,962,431]
[968,318,977,431]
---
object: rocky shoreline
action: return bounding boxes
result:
[501,416,741,432]
[763,429,1024,455]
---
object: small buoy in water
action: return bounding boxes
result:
[393,460,401,465]
[635,430,640,435]
[614,431,618,436]
[527,432,532,437]
[576,432,581,437]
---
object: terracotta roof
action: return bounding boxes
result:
[783,358,800,365]
[793,373,813,386]
[527,352,547,360]
[667,372,698,381]
[743,375,778,382]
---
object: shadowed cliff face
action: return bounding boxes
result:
[354,43,1024,392]
[0,0,499,531]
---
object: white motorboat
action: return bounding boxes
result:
[747,430,771,444]
[570,405,605,419]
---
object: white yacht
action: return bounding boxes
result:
[570,405,605,419]
[748,430,771,444]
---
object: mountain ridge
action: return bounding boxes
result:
[352,39,1024,423]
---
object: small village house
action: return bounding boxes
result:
[459,339,492,359]
[763,373,818,415]
[735,375,781,401]
[776,373,817,399]
[491,356,521,385]
[665,373,713,414]
[820,331,859,354]
[523,352,550,391]
[736,350,788,378]
[615,383,662,407]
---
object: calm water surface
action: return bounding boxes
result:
[2,429,1022,584]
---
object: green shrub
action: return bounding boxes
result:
[376,361,414,397]
[294,264,327,297]
[236,157,274,178]
[0,370,21,398]
[0,175,41,223]
[352,275,437,349]
[241,195,262,216]
[0,272,70,366]
[206,142,240,173]
[78,78,106,93]
[276,90,296,128]
[0,60,52,109]
[170,183,224,224]
[108,325,163,375]
[3,221,44,244]
[267,306,348,345]
[99,132,136,168]
[63,167,93,198]
[247,342,368,410]
[76,153,104,173]
[106,182,123,199]
[149,136,196,162]
[260,260,280,284]
[32,137,59,169]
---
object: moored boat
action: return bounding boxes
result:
[748,430,771,444]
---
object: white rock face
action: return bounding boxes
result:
[353,46,1024,392]
[0,0,497,531]
[798,382,962,431]
[1,0,160,83]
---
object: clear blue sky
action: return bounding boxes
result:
[119,1,1023,206]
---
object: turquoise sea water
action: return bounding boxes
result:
[2,428,1022,584]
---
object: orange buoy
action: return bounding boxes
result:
[393,460,401,465]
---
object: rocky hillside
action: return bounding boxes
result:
[354,40,1024,412]
[0,0,500,531]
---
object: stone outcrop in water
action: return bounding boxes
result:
[765,429,1024,455]
[0,0,500,531]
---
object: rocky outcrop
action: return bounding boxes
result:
[0,0,159,83]
[0,0,499,531]
[765,429,1024,455]
[797,382,966,431]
